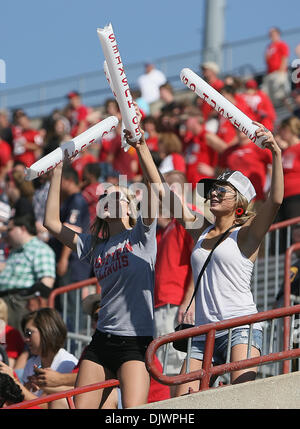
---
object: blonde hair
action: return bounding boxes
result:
[234,192,256,225]
[280,116,300,137]
[159,132,182,154]
[0,298,8,324]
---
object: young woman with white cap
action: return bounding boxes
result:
[125,114,284,394]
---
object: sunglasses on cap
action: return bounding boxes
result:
[98,191,129,203]
[208,184,236,200]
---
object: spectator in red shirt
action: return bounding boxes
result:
[218,130,273,208]
[276,116,300,222]
[158,132,186,175]
[183,114,218,188]
[12,112,43,168]
[0,138,13,187]
[262,27,290,106]
[0,298,25,368]
[241,79,277,131]
[66,91,89,137]
[197,62,224,121]
[81,163,103,225]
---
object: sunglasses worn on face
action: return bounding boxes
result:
[208,184,236,200]
[24,329,35,338]
[98,191,129,203]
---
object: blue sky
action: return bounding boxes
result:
[1,0,300,90]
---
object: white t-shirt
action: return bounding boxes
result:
[137,69,167,104]
[22,348,78,397]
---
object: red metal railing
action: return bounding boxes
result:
[3,379,120,409]
[48,277,101,309]
[145,304,300,391]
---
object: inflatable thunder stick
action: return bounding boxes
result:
[97,24,142,143]
[25,116,119,181]
[180,68,267,148]
[104,60,130,152]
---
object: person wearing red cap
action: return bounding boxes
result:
[262,27,290,106]
[241,79,277,132]
[66,91,89,137]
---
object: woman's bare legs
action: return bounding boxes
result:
[117,360,150,408]
[74,359,116,409]
[174,358,203,397]
[230,344,261,384]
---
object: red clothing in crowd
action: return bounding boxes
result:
[101,134,136,181]
[0,139,12,168]
[146,135,159,152]
[147,355,171,403]
[200,78,224,121]
[155,218,194,308]
[217,94,256,145]
[82,182,103,224]
[183,128,218,188]
[0,325,25,360]
[219,141,272,201]
[281,142,300,199]
[72,153,97,181]
[158,153,186,175]
[70,105,89,137]
[265,40,289,74]
[12,126,43,167]
[240,90,277,131]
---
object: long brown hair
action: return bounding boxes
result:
[90,185,138,253]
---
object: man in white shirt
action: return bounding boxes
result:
[137,63,167,104]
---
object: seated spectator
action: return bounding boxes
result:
[142,116,160,153]
[158,132,186,175]
[0,298,25,368]
[241,79,277,131]
[81,163,103,225]
[131,89,150,117]
[0,137,12,189]
[66,91,89,137]
[0,213,56,331]
[291,88,300,120]
[0,308,78,408]
[12,111,43,167]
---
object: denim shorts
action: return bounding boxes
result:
[191,328,263,365]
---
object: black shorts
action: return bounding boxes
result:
[82,329,153,375]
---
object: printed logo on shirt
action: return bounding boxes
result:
[94,241,133,280]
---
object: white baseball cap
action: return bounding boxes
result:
[199,170,256,203]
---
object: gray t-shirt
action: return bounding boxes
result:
[77,216,157,336]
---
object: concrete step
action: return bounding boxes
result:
[136,372,300,409]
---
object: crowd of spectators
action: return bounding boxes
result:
[0,26,299,408]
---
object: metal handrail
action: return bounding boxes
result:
[145,304,300,391]
[3,379,120,410]
[48,277,100,309]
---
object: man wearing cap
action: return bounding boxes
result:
[20,281,52,312]
[66,91,89,137]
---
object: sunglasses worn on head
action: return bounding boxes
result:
[208,184,236,200]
